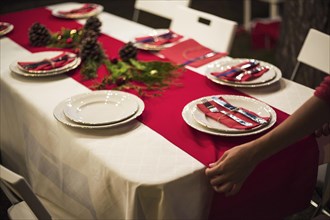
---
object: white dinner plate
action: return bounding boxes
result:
[52,3,103,19]
[10,51,81,77]
[133,29,182,51]
[63,90,139,125]
[0,22,14,36]
[205,58,282,88]
[182,95,276,137]
[54,91,145,129]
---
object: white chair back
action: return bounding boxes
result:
[133,0,191,21]
[0,165,52,220]
[311,163,330,218]
[170,6,237,53]
[291,28,330,80]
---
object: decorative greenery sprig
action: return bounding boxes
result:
[28,18,181,96]
[94,58,181,96]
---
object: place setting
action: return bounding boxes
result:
[9,51,81,77]
[182,94,276,136]
[205,58,282,87]
[132,29,184,51]
[51,3,104,19]
[53,90,145,129]
[0,22,14,37]
[159,39,227,68]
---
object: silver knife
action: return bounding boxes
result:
[202,99,253,127]
[211,96,268,125]
[180,51,218,66]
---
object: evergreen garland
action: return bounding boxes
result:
[28,18,181,95]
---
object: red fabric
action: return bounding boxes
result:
[17,52,75,71]
[251,19,281,50]
[134,30,183,46]
[197,98,270,130]
[0,8,319,219]
[159,38,227,67]
[314,76,330,105]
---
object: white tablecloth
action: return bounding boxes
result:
[0,2,328,219]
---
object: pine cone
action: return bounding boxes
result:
[29,23,51,46]
[84,16,102,35]
[80,36,103,61]
[81,29,98,43]
[119,42,137,62]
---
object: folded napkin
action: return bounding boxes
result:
[17,52,76,72]
[0,23,8,32]
[135,30,183,46]
[197,97,270,130]
[211,61,269,82]
[58,4,98,15]
[159,39,227,68]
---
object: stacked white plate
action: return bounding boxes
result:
[0,22,14,36]
[182,95,276,137]
[10,51,81,77]
[54,90,145,129]
[205,58,282,88]
[133,29,184,51]
[51,3,103,19]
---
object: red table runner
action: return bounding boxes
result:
[1,8,319,219]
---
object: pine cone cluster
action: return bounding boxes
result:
[81,29,98,42]
[119,42,137,62]
[84,16,102,35]
[80,35,103,61]
[29,23,51,46]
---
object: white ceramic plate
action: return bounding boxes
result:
[133,29,181,51]
[63,90,139,125]
[54,91,145,129]
[52,3,103,19]
[205,58,282,88]
[182,95,276,137]
[10,51,81,77]
[16,51,77,74]
[0,22,14,36]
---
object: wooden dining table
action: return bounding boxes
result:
[1,2,328,220]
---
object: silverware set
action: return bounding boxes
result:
[201,98,254,127]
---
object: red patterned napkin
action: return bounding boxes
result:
[58,4,98,15]
[211,61,269,82]
[159,39,227,68]
[135,30,183,46]
[17,52,76,71]
[196,97,270,130]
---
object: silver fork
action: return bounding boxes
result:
[235,66,265,81]
[201,98,253,126]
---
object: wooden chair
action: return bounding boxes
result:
[290,28,330,80]
[0,165,52,220]
[169,5,237,53]
[133,0,191,22]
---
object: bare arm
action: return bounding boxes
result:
[205,95,330,196]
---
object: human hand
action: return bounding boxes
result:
[205,144,259,196]
[315,122,330,137]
